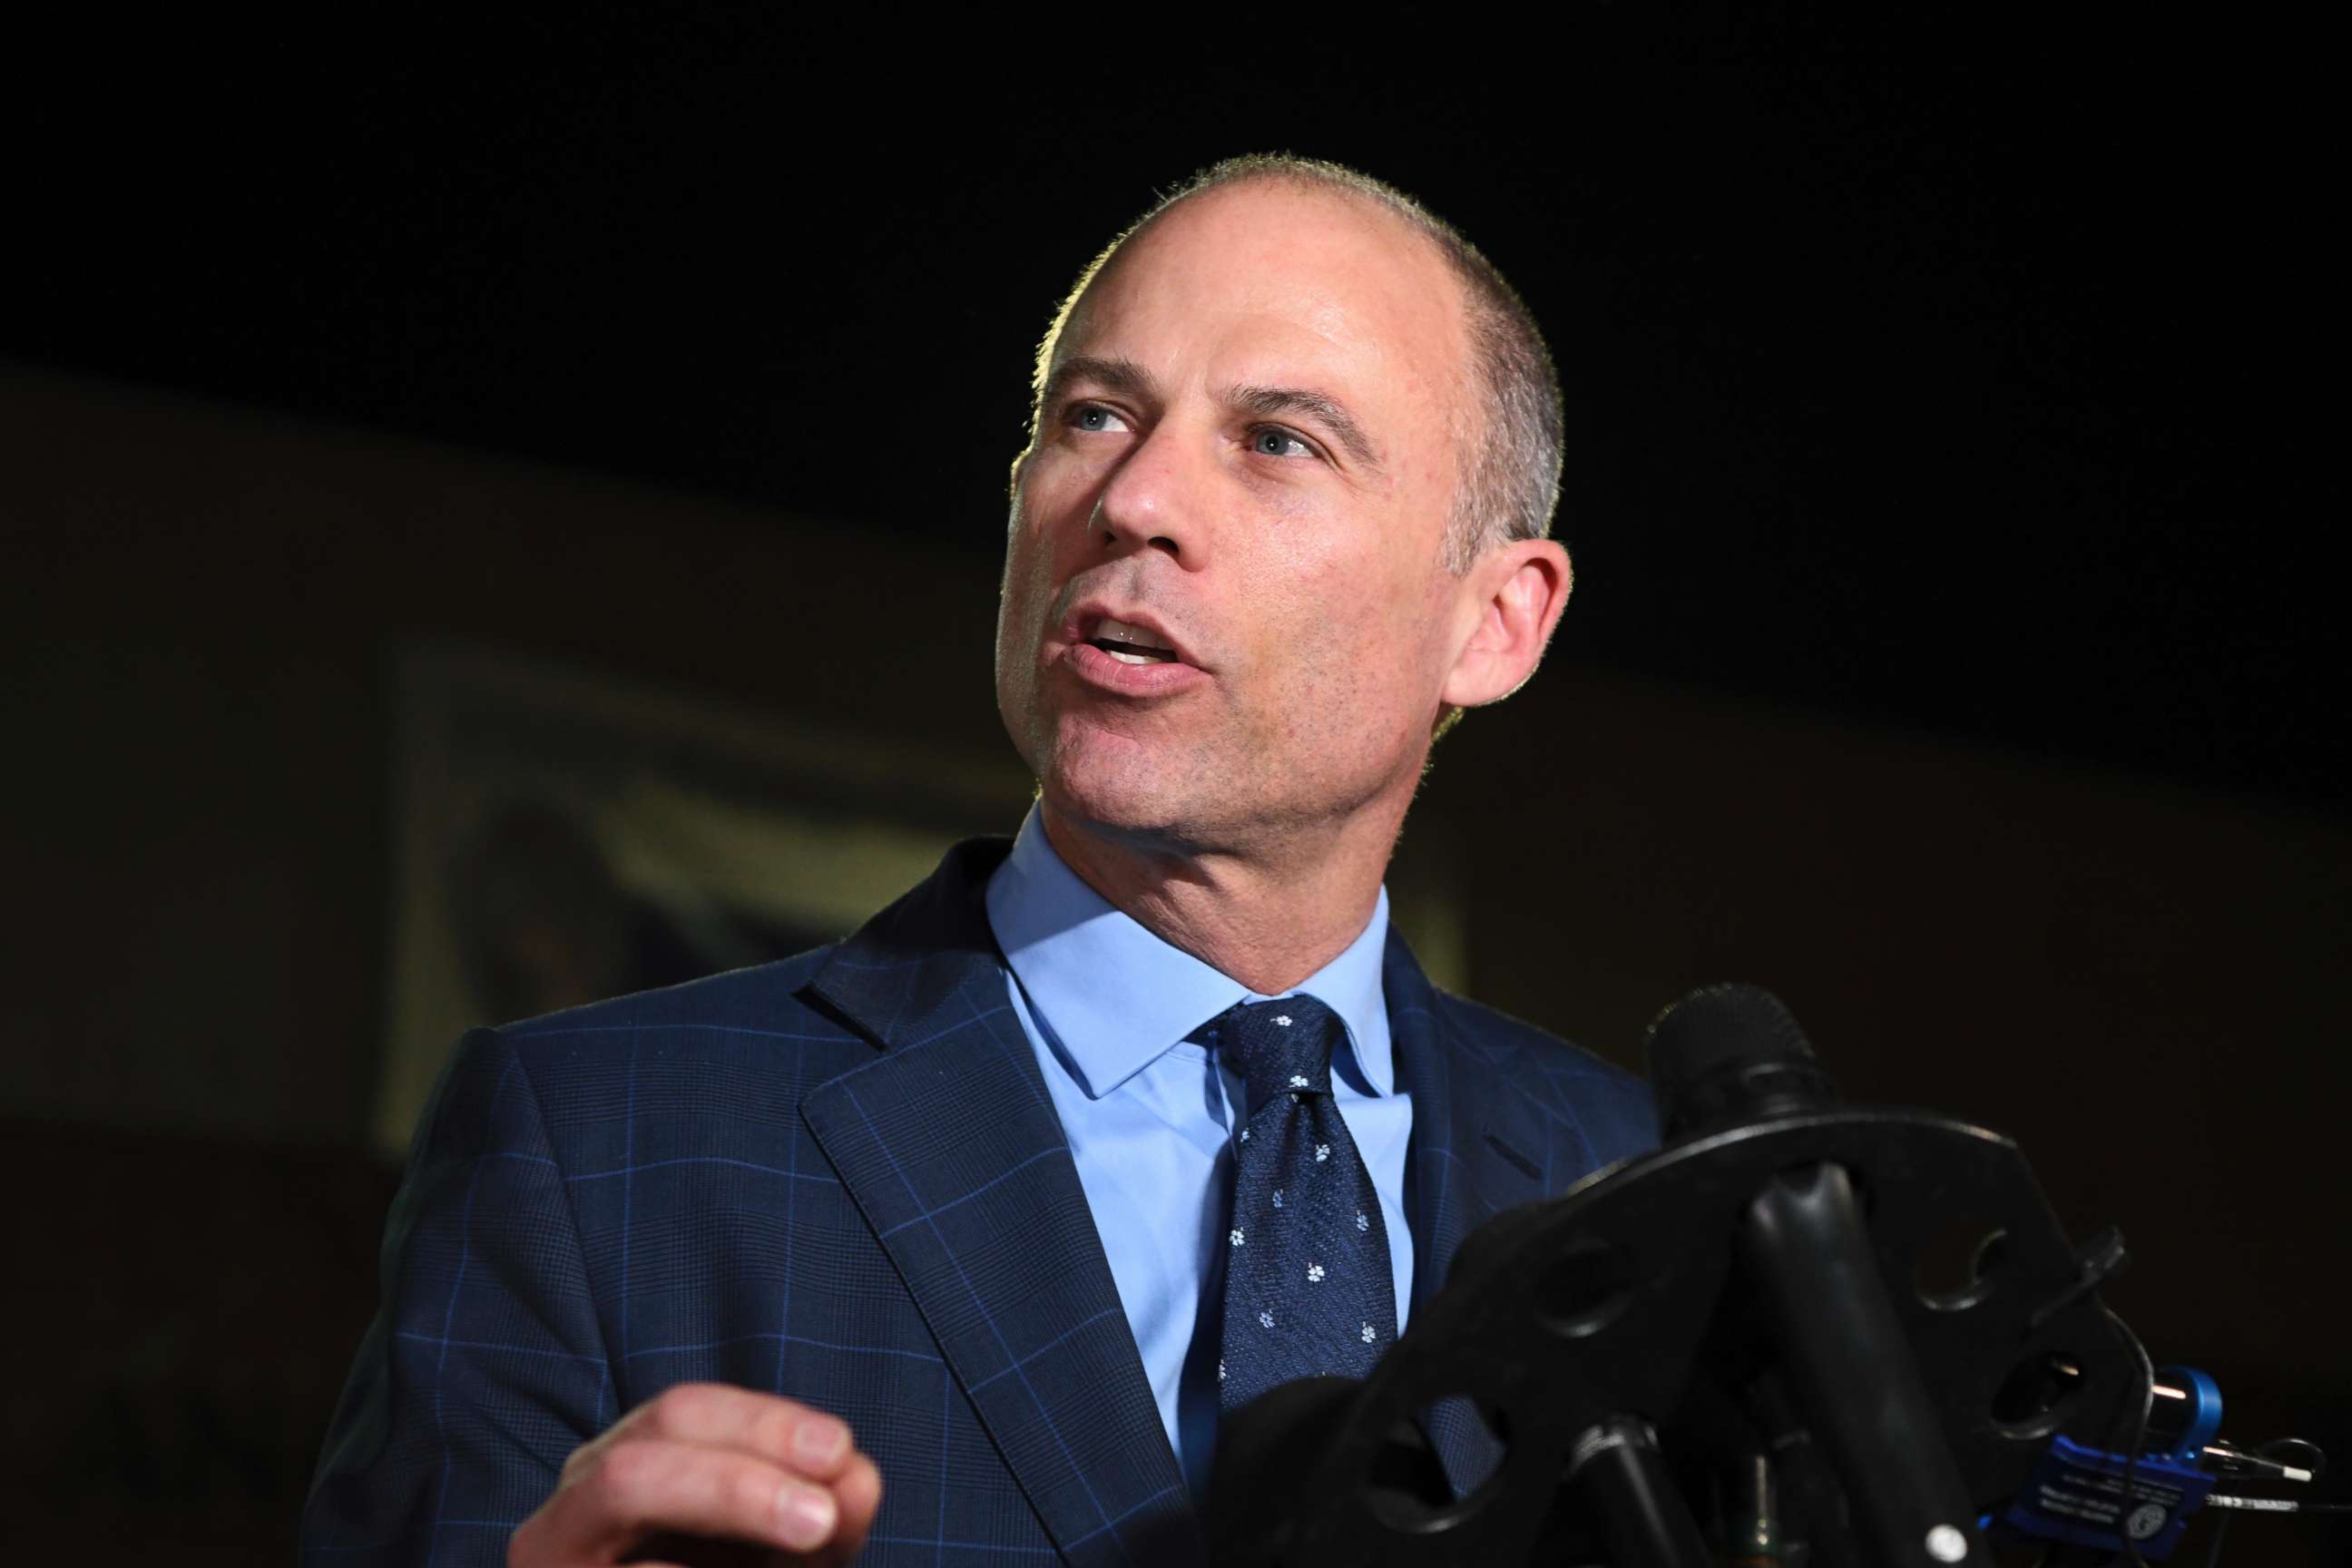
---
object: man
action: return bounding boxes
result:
[302,155,1656,1566]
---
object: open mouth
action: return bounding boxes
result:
[1088,616,1181,666]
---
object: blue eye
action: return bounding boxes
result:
[1070,404,1131,434]
[1251,426,1312,458]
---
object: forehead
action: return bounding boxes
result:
[1054,182,1470,419]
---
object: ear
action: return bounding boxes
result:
[1439,539,1573,710]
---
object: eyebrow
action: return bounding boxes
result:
[1040,354,1386,475]
[1038,354,1154,411]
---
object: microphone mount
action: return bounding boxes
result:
[1206,985,2151,1566]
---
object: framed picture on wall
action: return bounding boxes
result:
[376,640,1037,1153]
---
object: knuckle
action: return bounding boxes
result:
[735,1460,786,1520]
[592,1437,664,1504]
[555,1436,599,1486]
[749,1401,798,1460]
[645,1381,720,1438]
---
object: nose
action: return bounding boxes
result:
[1089,419,1202,564]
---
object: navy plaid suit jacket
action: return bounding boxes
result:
[302,838,1657,1565]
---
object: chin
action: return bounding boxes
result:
[1034,727,1210,848]
[1040,753,1177,833]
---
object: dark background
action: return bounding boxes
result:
[3,9,2343,1563]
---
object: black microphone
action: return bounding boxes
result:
[1645,981,1837,1139]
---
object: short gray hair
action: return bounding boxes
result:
[1026,153,1566,573]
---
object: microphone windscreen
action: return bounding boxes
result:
[1644,983,1825,1139]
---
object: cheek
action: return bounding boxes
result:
[995,471,1102,717]
[1021,444,1104,523]
[1002,475,1067,595]
[995,496,1053,680]
[1007,461,1098,588]
[1258,557,1446,745]
[1250,574,1408,722]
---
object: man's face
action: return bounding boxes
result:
[995,181,1479,859]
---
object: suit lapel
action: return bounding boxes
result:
[799,844,1567,1533]
[800,840,1199,1568]
[1384,931,1549,1498]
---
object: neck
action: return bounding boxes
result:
[1038,799,1400,995]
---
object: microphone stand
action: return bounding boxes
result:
[1204,986,2142,1567]
[1741,1161,1981,1564]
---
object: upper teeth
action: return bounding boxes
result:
[1095,618,1175,663]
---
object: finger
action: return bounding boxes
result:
[824,1451,883,1563]
[587,1384,865,1484]
[524,1436,845,1559]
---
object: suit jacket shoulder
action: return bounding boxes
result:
[1419,985,1660,1178]
[306,837,1208,1567]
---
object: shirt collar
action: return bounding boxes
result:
[985,805,1394,1101]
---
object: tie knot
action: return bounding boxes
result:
[1212,995,1344,1117]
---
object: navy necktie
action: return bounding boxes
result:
[1210,995,1397,1414]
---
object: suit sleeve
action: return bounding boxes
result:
[301,1028,614,1565]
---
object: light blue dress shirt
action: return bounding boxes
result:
[983,807,1415,1497]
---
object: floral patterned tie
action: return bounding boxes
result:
[1210,995,1396,1415]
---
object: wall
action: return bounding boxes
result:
[4,365,2342,1559]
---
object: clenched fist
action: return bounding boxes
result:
[508,1384,883,1566]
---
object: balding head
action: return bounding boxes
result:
[1025,154,1566,573]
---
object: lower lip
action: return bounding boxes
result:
[1063,642,1209,697]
